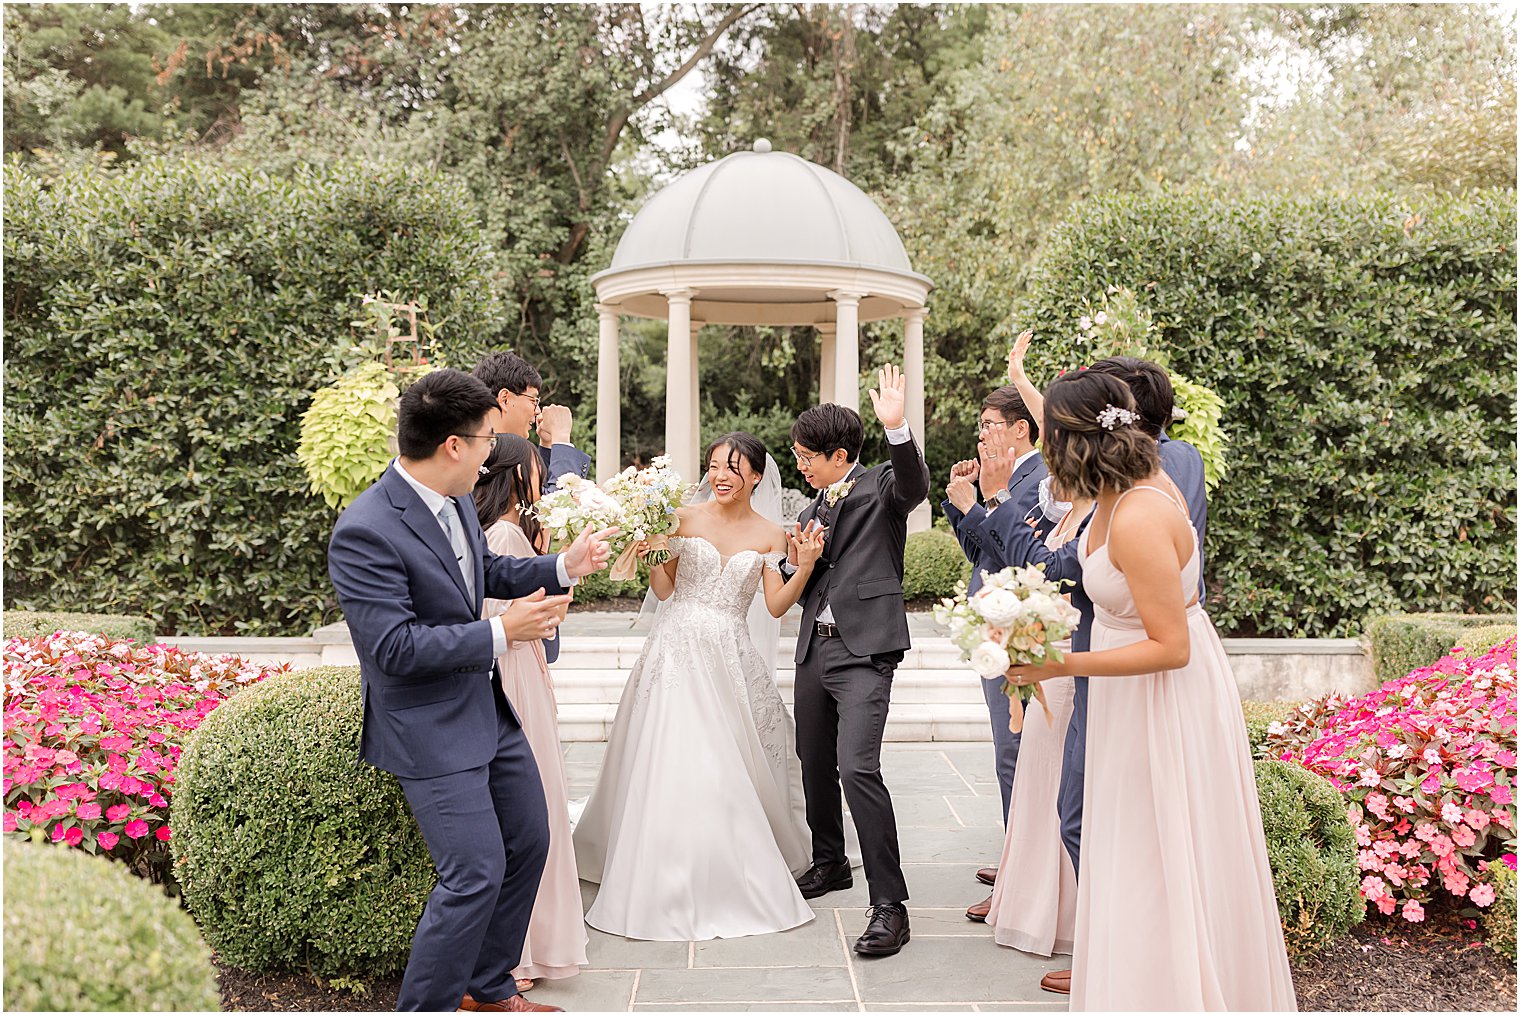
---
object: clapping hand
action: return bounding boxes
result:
[867,363,907,430]
[1007,330,1034,385]
[562,524,620,578]
[978,427,1015,497]
[787,520,828,569]
[499,588,573,641]
[537,404,573,448]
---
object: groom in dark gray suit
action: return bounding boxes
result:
[328,369,615,1012]
[786,364,930,958]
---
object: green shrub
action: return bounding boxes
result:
[1242,701,1296,758]
[1019,189,1516,636]
[172,666,434,976]
[3,157,509,636]
[1254,760,1365,957]
[1455,624,1518,659]
[904,529,972,601]
[574,567,649,603]
[2,610,154,643]
[3,840,221,1011]
[1484,862,1516,963]
[1366,613,1511,682]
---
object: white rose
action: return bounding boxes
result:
[547,508,571,529]
[969,641,1012,680]
[974,588,1022,628]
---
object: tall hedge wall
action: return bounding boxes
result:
[1017,189,1516,636]
[3,158,508,635]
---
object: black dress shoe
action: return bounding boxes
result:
[854,903,910,956]
[795,860,853,899]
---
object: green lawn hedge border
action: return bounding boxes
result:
[3,157,508,637]
[1019,189,1516,637]
[3,839,221,1011]
[1365,613,1514,682]
[2,610,155,643]
[1485,862,1516,963]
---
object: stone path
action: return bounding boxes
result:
[530,742,1069,1012]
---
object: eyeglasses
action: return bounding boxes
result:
[511,391,542,409]
[452,432,499,450]
[791,446,823,467]
[977,419,1009,436]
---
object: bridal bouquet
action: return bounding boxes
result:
[600,455,692,580]
[933,565,1082,733]
[531,474,626,550]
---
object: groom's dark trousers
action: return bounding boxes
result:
[795,434,929,906]
[329,463,565,1012]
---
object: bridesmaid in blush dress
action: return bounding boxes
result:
[1006,372,1295,1012]
[474,435,587,992]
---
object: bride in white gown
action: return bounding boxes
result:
[572,433,826,941]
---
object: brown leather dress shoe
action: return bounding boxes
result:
[1039,969,1072,995]
[459,991,564,1012]
[976,866,998,886]
[965,895,992,922]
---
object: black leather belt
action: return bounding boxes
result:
[815,622,839,638]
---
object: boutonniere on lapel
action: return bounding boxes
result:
[824,477,857,507]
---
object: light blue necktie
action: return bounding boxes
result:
[437,503,474,601]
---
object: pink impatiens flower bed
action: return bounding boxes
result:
[3,630,286,876]
[1267,638,1518,921]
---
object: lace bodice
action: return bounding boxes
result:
[665,536,786,618]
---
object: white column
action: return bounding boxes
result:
[663,288,696,482]
[689,320,703,473]
[817,323,837,404]
[828,290,865,413]
[903,307,931,534]
[595,303,621,483]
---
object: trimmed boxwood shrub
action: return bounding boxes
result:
[1457,623,1519,659]
[3,157,509,636]
[1485,862,1516,963]
[1019,189,1516,636]
[3,839,220,1011]
[573,567,649,603]
[172,665,434,976]
[1366,612,1512,682]
[1254,759,1364,956]
[2,610,154,643]
[1242,700,1295,758]
[904,529,973,601]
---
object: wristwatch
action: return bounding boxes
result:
[989,488,1012,511]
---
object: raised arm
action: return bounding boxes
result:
[1007,330,1045,427]
[870,362,931,515]
[762,522,825,618]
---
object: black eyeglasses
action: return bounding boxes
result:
[792,446,827,467]
[452,433,499,450]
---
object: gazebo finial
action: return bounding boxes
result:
[752,138,772,154]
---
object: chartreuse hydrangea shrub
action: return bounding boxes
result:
[2,611,154,643]
[173,666,434,976]
[904,529,972,601]
[1366,613,1512,683]
[1266,639,1517,922]
[3,632,280,883]
[1253,760,1364,955]
[1019,189,1516,636]
[3,839,221,1011]
[3,158,508,636]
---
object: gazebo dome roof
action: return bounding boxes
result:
[599,140,919,279]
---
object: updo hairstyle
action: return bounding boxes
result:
[1041,371,1160,500]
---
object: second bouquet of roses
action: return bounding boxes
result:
[601,455,692,580]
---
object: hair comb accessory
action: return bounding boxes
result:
[1097,404,1139,430]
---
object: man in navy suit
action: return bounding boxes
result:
[940,385,1046,902]
[473,351,591,497]
[328,369,615,1013]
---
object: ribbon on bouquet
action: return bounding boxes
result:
[1003,680,1055,735]
[609,534,670,582]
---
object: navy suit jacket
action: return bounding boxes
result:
[943,453,1049,594]
[328,464,567,780]
[1158,435,1207,599]
[537,443,591,496]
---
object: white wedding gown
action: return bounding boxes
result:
[572,535,815,940]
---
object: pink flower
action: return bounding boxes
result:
[155,826,172,842]
[123,819,148,840]
[1402,899,1425,922]
[1503,854,1517,872]
[1421,773,1443,794]
[2,812,16,833]
[1452,825,1477,848]
[1375,895,1397,915]
[74,802,101,821]
[1466,808,1491,829]
[1359,767,1382,788]
[105,803,130,822]
[1489,784,1513,806]
[1455,767,1496,792]
[1442,801,1465,824]
[1470,883,1496,907]
[96,831,118,850]
[1355,823,1373,846]
[63,826,83,846]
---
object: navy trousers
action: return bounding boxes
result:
[1057,675,1088,876]
[982,675,1021,824]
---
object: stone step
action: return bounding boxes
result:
[548,668,985,706]
[556,701,994,743]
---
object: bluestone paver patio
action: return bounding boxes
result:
[530,742,1070,1012]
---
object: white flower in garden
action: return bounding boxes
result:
[974,588,1023,628]
[1094,310,1108,325]
[1078,315,1092,331]
[969,641,1011,680]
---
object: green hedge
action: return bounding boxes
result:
[1485,862,1516,963]
[904,529,972,601]
[2,610,154,643]
[1254,760,1364,957]
[1242,700,1296,758]
[3,840,221,1011]
[3,157,508,636]
[1365,612,1512,682]
[1456,624,1518,658]
[172,666,434,976]
[1019,190,1516,636]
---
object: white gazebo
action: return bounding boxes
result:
[591,139,934,530]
